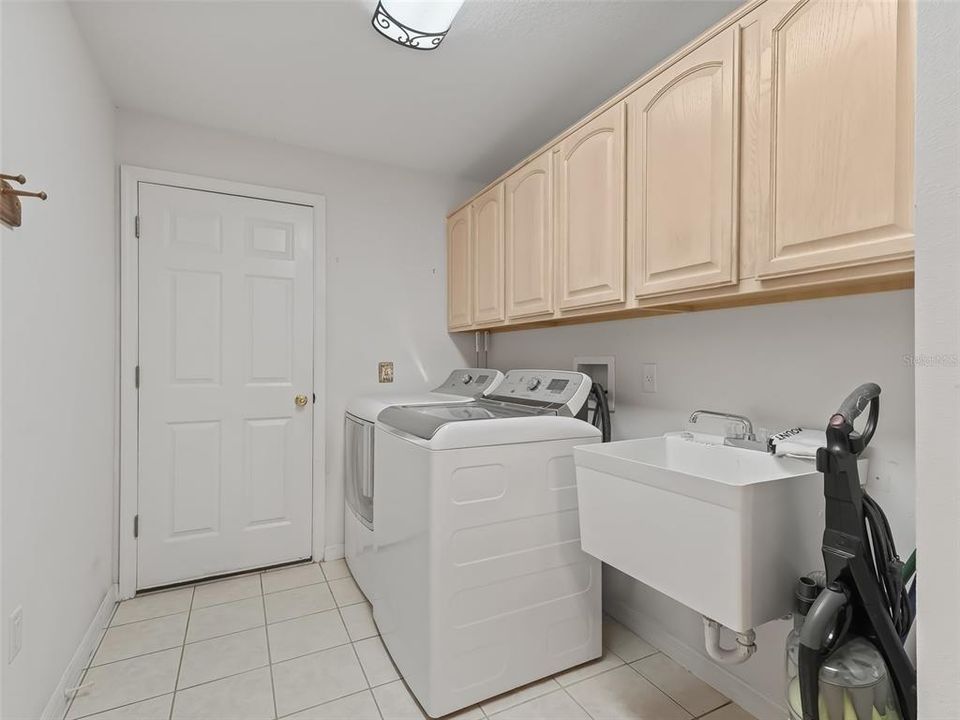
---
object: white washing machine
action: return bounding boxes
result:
[374,370,602,718]
[343,369,503,602]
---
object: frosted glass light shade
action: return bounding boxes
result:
[371,0,465,50]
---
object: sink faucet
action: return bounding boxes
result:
[688,410,756,441]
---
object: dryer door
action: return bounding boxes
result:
[344,414,374,528]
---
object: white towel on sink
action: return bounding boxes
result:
[768,427,825,458]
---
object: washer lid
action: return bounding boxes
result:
[377,400,549,440]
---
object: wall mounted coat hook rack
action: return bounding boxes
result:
[1,172,48,228]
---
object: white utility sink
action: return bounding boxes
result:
[574,434,824,632]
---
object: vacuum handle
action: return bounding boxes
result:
[831,383,880,452]
[835,383,881,424]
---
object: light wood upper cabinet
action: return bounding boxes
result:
[555,103,626,311]
[472,183,505,325]
[628,27,738,297]
[505,152,553,319]
[446,205,472,330]
[752,0,915,279]
[445,0,914,333]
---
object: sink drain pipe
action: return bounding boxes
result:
[702,617,757,665]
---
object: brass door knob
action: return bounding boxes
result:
[295,394,309,407]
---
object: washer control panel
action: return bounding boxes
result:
[433,369,504,397]
[490,370,592,415]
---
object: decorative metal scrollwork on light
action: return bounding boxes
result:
[370,1,463,51]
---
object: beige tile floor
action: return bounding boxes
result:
[65,561,758,720]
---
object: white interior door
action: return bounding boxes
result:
[137,182,314,589]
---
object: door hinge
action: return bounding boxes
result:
[135,365,140,389]
[134,215,140,239]
[133,514,139,538]
[313,392,316,403]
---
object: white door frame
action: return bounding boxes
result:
[118,165,326,600]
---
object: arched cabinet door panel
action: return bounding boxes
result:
[505,152,554,319]
[471,183,505,325]
[555,103,626,311]
[754,0,914,278]
[446,205,472,330]
[629,27,739,298]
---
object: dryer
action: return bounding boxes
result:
[343,369,503,601]
[373,370,602,717]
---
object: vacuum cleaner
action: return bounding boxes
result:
[785,383,916,720]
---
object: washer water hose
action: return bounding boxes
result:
[702,617,757,665]
[587,382,611,442]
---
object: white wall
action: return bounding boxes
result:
[115,110,482,558]
[489,290,916,719]
[915,2,960,716]
[0,2,118,717]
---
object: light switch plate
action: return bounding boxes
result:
[378,362,394,384]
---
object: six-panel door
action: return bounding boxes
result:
[472,184,505,325]
[555,103,626,311]
[137,183,314,588]
[447,205,472,330]
[628,28,738,297]
[505,152,554,319]
[754,0,914,278]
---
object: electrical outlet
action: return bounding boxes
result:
[378,361,394,384]
[642,363,657,393]
[9,606,23,663]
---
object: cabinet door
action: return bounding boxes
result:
[472,184,505,325]
[754,0,914,278]
[629,28,738,297]
[555,104,626,310]
[446,206,472,330]
[505,152,553,319]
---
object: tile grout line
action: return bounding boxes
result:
[108,607,191,629]
[168,585,196,720]
[332,580,385,720]
[87,639,187,670]
[171,662,272,694]
[629,653,729,719]
[337,602,375,690]
[261,577,329,597]
[69,692,174,720]
[260,574,281,720]
[559,684,594,720]
[85,609,193,669]
[368,683,388,720]
[696,700,734,719]
[276,687,379,720]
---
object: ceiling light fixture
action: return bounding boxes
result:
[371,0,465,51]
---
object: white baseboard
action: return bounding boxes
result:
[323,543,345,561]
[42,584,118,720]
[605,598,785,720]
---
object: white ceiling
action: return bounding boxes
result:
[71,0,741,183]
